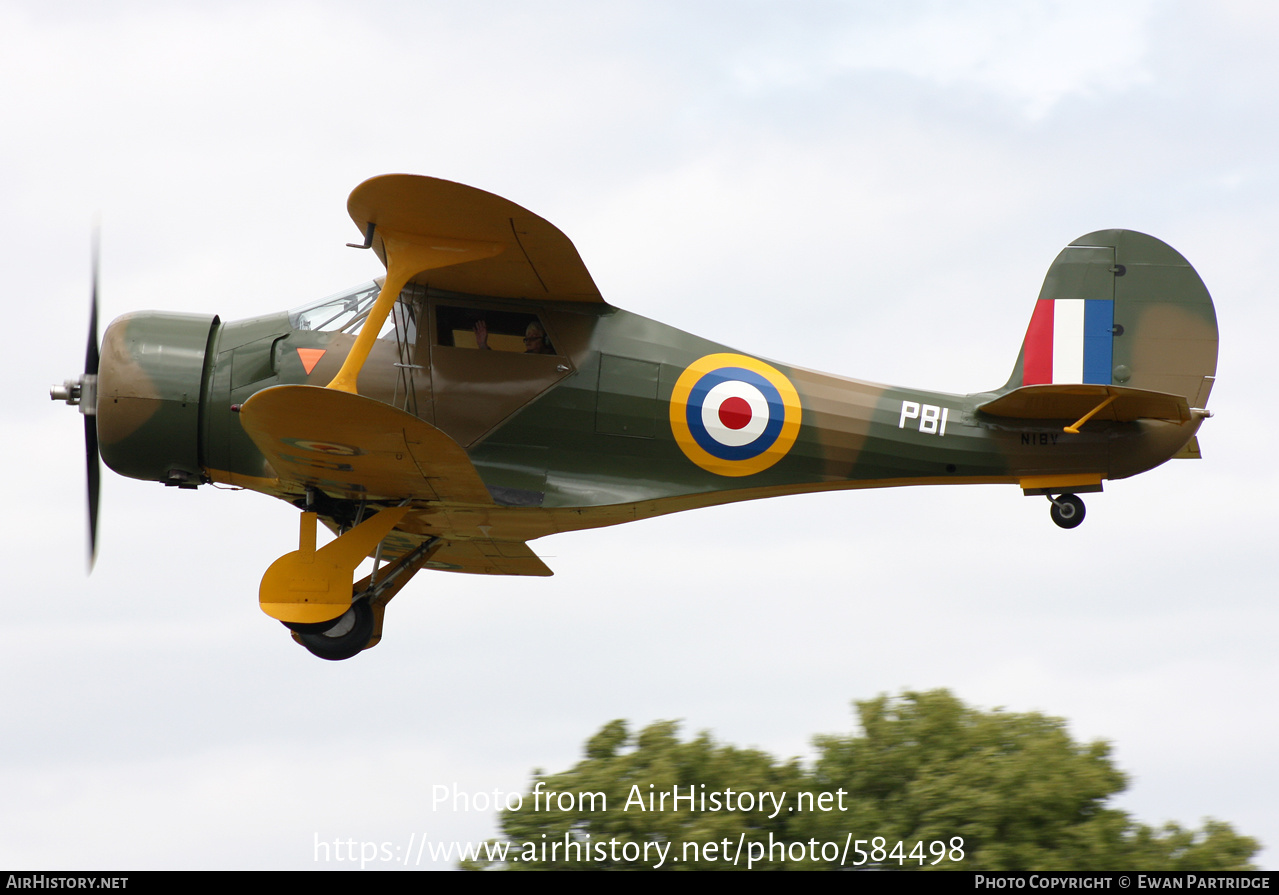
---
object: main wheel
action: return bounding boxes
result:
[1049,494,1085,529]
[293,600,375,661]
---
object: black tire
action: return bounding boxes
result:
[294,600,375,661]
[1049,494,1086,529]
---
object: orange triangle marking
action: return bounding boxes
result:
[296,348,326,375]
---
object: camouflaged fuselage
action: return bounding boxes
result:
[95,225,1215,562]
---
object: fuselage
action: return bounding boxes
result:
[95,283,1199,549]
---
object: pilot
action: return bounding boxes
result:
[523,321,555,355]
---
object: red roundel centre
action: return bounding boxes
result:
[718,396,753,430]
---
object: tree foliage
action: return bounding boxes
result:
[477,718,818,869]
[466,691,1259,871]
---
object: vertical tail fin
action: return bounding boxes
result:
[1003,230,1218,409]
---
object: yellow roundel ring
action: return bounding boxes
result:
[669,353,802,477]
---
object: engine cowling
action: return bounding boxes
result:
[97,311,218,487]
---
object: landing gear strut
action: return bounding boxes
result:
[278,534,441,661]
[1048,494,1085,529]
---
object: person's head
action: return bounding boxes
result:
[524,322,549,353]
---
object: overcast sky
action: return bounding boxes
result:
[3,0,1276,870]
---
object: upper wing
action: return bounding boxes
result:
[347,174,604,303]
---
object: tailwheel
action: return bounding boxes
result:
[285,600,375,661]
[1048,494,1085,529]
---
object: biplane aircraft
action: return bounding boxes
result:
[51,175,1218,660]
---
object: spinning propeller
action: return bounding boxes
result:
[50,235,101,569]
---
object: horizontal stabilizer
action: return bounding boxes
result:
[239,385,494,504]
[978,384,1191,424]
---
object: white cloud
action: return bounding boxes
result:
[728,1,1156,119]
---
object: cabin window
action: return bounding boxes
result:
[288,281,417,343]
[435,305,558,356]
[289,282,380,333]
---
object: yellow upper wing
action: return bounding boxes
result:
[347,174,604,303]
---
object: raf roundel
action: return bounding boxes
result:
[669,354,803,477]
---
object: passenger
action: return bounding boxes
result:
[469,318,555,354]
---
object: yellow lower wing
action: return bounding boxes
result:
[238,385,494,504]
[240,386,522,624]
[425,538,552,577]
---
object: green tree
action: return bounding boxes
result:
[808,691,1258,870]
[466,691,1259,871]
[468,718,819,869]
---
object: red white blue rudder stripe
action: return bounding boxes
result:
[1021,299,1114,385]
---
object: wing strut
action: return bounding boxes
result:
[326,228,503,394]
